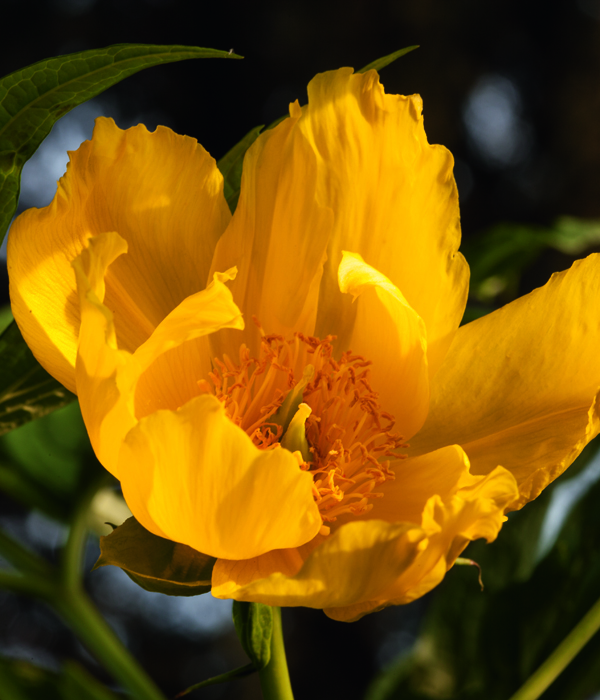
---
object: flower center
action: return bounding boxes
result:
[198,320,405,530]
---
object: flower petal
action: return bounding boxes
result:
[299,68,468,376]
[72,231,243,475]
[338,251,429,439]
[411,254,600,508]
[212,447,518,620]
[209,103,332,360]
[326,463,519,621]
[212,520,427,611]
[368,445,480,524]
[8,117,230,392]
[72,231,135,477]
[118,394,322,560]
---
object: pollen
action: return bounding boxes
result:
[199,319,406,528]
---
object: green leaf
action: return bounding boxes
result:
[358,46,419,74]
[232,601,273,671]
[0,401,102,520]
[217,125,263,213]
[0,43,241,245]
[462,217,600,312]
[93,516,215,596]
[0,320,76,437]
[0,658,119,700]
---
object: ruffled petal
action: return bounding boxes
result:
[326,463,519,621]
[72,232,243,475]
[338,251,428,439]
[368,445,477,524]
[297,68,468,375]
[212,447,518,620]
[8,117,230,392]
[411,254,600,507]
[212,520,427,610]
[118,394,322,560]
[72,231,136,477]
[209,103,332,360]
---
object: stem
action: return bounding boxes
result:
[54,475,167,700]
[60,475,104,592]
[0,569,56,599]
[258,607,294,700]
[509,594,600,700]
[0,528,53,577]
[55,590,166,700]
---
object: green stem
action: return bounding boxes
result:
[60,475,105,592]
[53,475,167,700]
[509,594,600,700]
[0,569,56,599]
[258,607,294,700]
[55,590,166,700]
[0,528,53,577]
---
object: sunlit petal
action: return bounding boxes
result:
[8,117,230,391]
[338,251,429,439]
[209,104,332,359]
[119,394,322,560]
[296,68,467,374]
[212,520,427,611]
[411,254,600,507]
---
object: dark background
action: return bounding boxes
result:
[2,1,600,699]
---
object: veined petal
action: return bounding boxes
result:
[338,251,428,439]
[72,231,136,477]
[411,254,600,507]
[132,269,244,419]
[326,463,518,621]
[299,68,468,375]
[212,520,427,610]
[209,104,333,360]
[368,445,479,524]
[212,447,518,620]
[118,394,322,560]
[8,117,230,392]
[73,231,244,475]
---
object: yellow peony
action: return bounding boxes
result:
[7,68,600,621]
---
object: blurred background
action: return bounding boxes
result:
[1,1,600,698]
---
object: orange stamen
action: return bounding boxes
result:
[199,329,406,525]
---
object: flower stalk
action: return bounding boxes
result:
[509,593,600,700]
[258,607,294,700]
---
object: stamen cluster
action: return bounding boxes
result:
[199,323,405,527]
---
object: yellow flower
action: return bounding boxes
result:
[7,68,600,622]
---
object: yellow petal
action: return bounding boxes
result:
[298,68,468,376]
[132,268,244,419]
[338,251,429,439]
[411,254,600,508]
[118,394,322,560]
[327,463,518,621]
[212,446,518,620]
[212,520,427,610]
[209,104,333,360]
[73,231,243,475]
[368,445,478,524]
[72,231,135,477]
[8,117,230,392]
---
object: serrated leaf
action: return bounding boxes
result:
[232,601,273,670]
[358,46,419,74]
[0,42,241,245]
[0,320,75,436]
[94,516,215,596]
[217,124,263,213]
